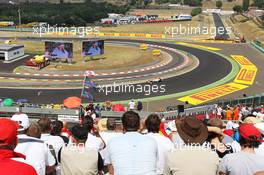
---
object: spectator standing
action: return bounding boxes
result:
[59,124,104,175]
[233,105,240,121]
[219,124,264,175]
[145,114,174,175]
[98,118,123,161]
[83,116,105,151]
[216,105,223,118]
[0,118,37,175]
[137,100,143,111]
[129,99,135,110]
[12,114,56,175]
[61,121,71,138]
[255,123,264,156]
[225,107,233,121]
[206,126,233,158]
[38,117,65,163]
[207,118,240,153]
[241,106,250,116]
[50,120,69,144]
[164,117,219,175]
[105,111,158,175]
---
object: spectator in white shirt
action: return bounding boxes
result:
[98,118,123,161]
[83,115,105,151]
[216,105,223,118]
[219,124,264,175]
[105,111,158,175]
[38,116,65,173]
[129,99,135,110]
[12,114,56,175]
[254,123,264,156]
[145,114,174,175]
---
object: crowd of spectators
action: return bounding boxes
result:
[1,104,264,175]
[213,104,264,121]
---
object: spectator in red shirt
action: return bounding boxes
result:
[0,118,37,175]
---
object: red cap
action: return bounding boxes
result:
[0,118,19,146]
[223,129,234,137]
[239,123,262,141]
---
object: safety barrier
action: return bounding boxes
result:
[0,104,216,121]
[216,93,264,107]
[251,41,264,54]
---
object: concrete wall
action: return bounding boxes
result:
[6,48,24,61]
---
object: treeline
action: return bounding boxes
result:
[0,0,129,26]
[130,0,202,7]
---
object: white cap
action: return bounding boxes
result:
[11,113,30,131]
[253,111,258,116]
[255,123,264,134]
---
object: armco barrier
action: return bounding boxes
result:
[0,104,216,121]
[251,42,264,54]
[0,106,79,116]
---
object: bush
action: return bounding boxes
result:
[191,7,202,16]
[216,1,223,9]
[233,5,243,13]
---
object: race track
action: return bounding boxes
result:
[0,38,232,103]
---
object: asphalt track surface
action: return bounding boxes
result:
[0,38,232,103]
[213,13,229,40]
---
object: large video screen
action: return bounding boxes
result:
[82,40,104,57]
[45,41,73,59]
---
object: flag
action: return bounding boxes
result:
[81,72,96,101]
[81,90,93,101]
[84,80,97,90]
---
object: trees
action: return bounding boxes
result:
[191,7,202,16]
[183,0,202,6]
[143,0,151,6]
[0,2,129,26]
[253,0,264,8]
[216,0,223,9]
[242,0,249,11]
[233,5,243,13]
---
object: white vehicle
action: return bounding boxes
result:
[118,17,134,25]
[171,14,192,21]
[176,14,192,21]
[108,13,123,19]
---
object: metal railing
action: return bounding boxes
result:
[215,93,264,107]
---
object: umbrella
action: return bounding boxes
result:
[112,104,125,112]
[3,98,14,107]
[63,96,81,109]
